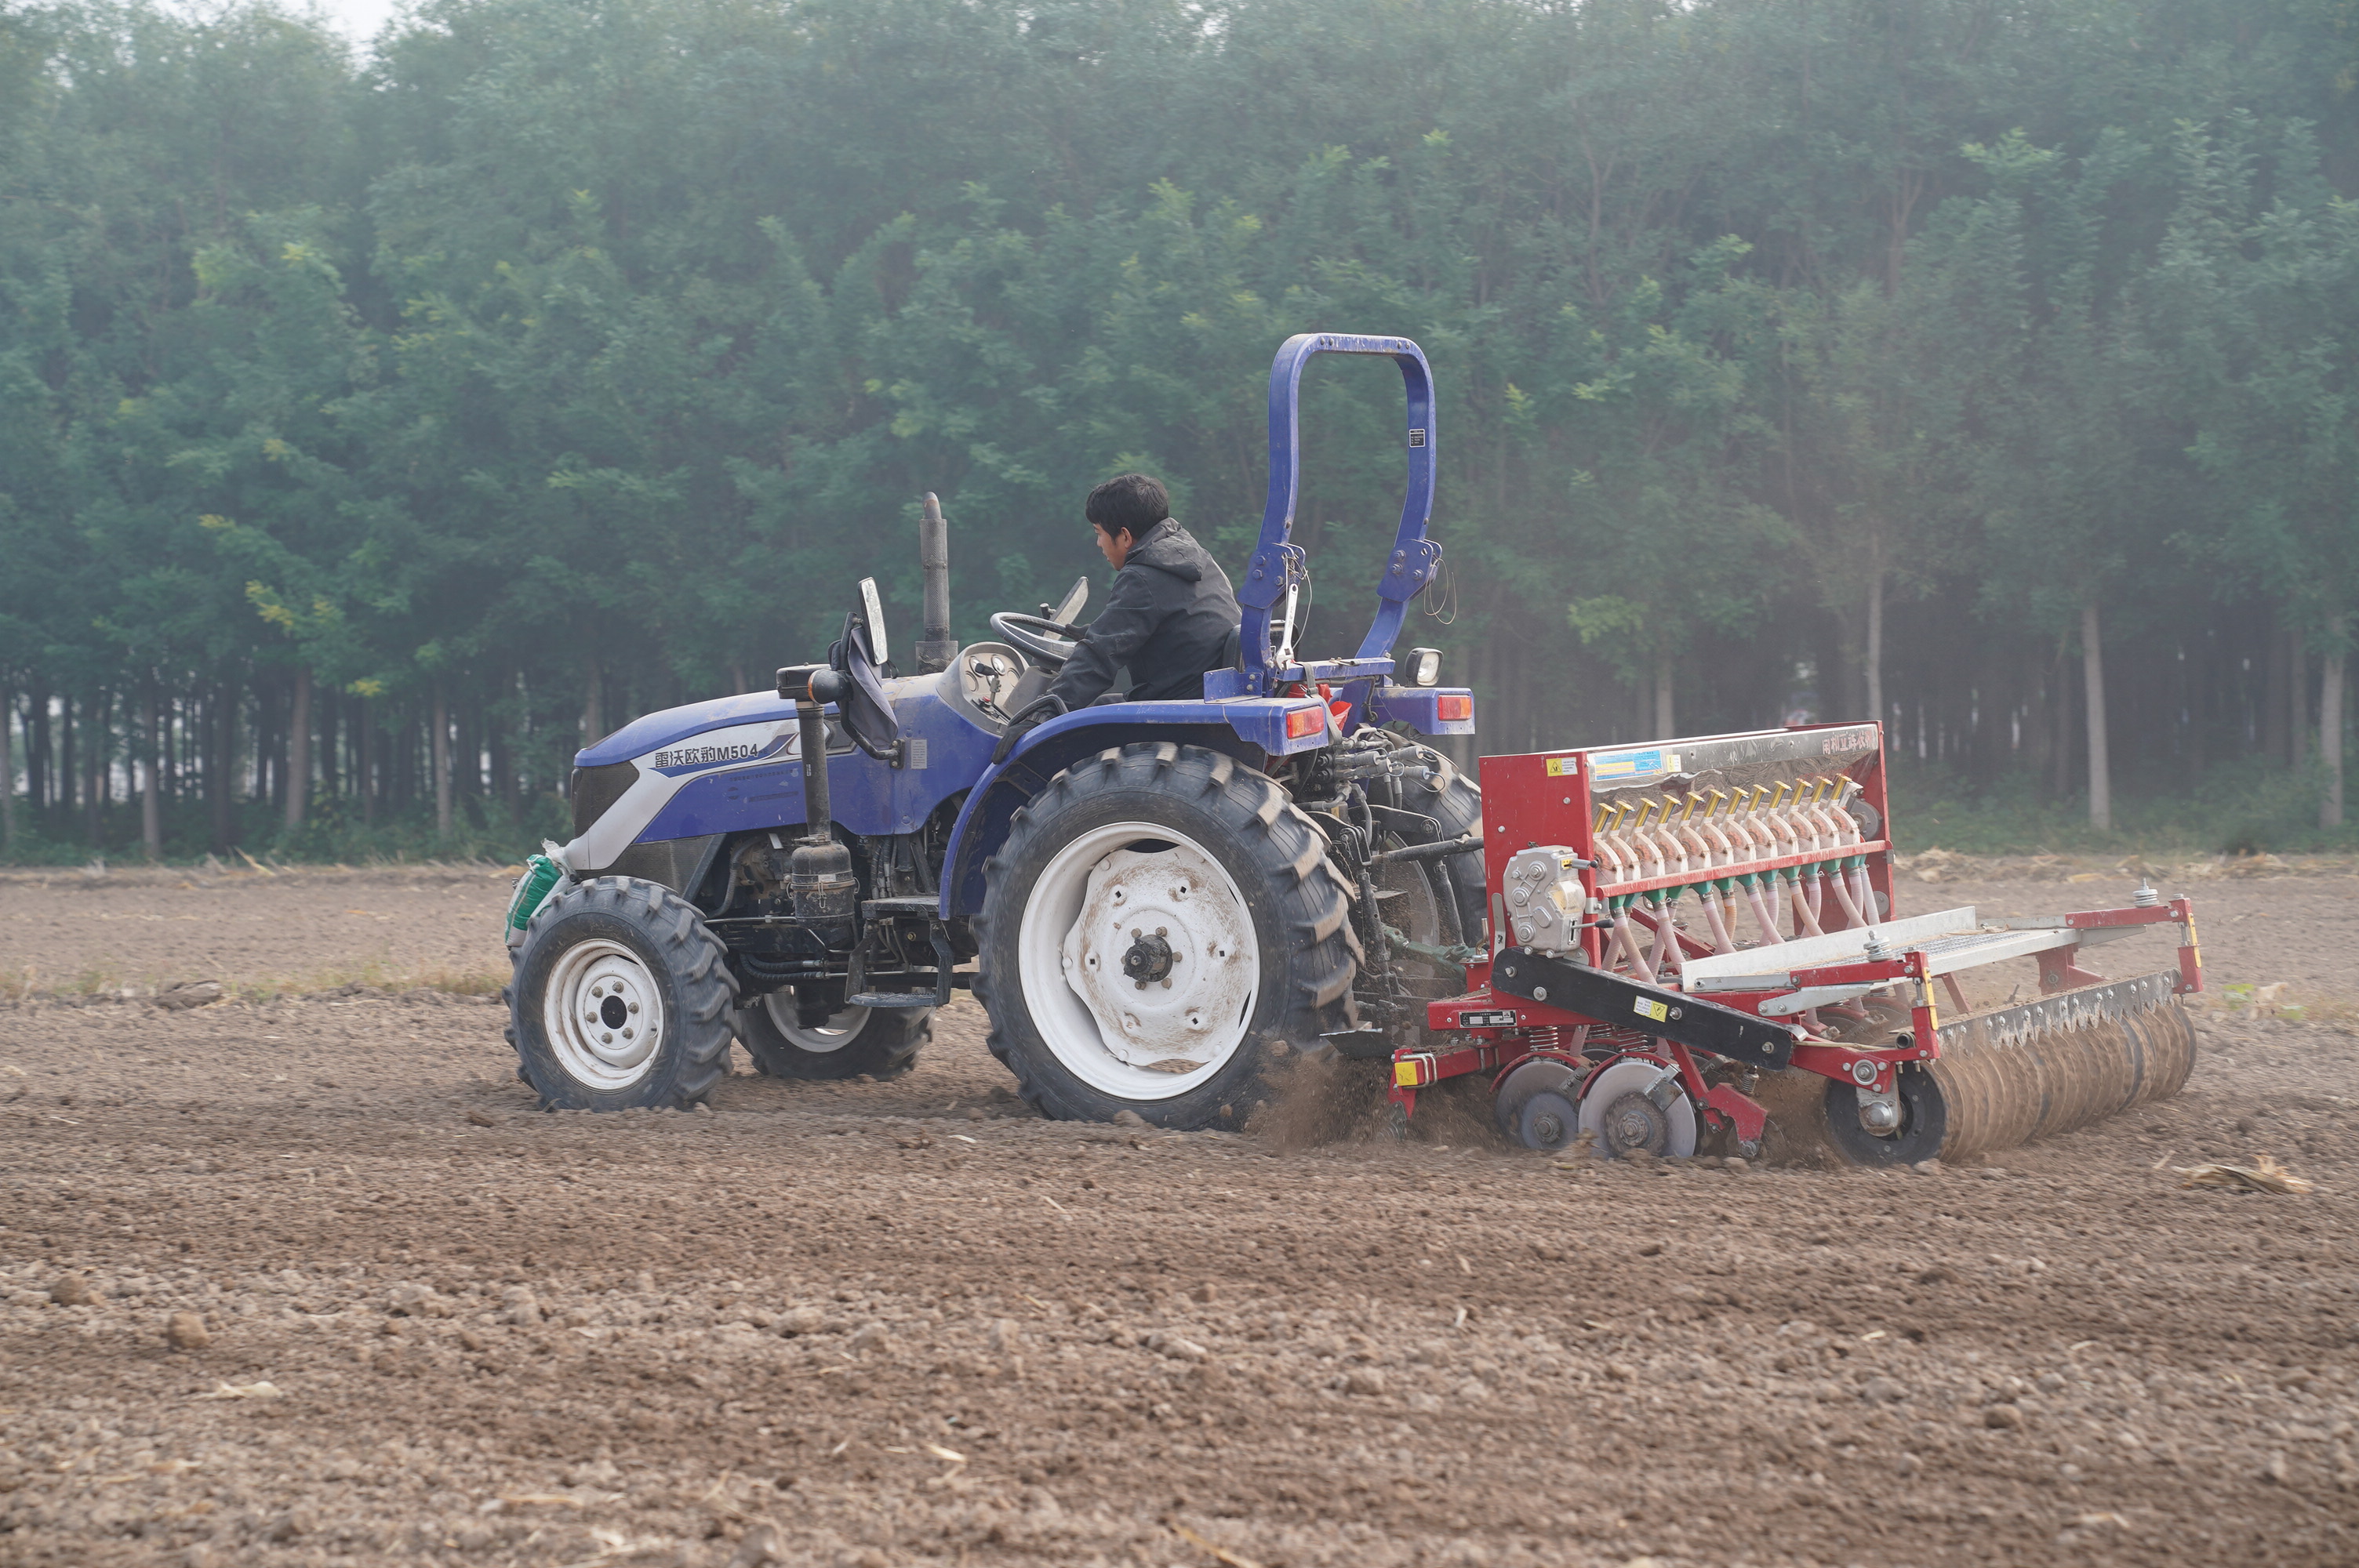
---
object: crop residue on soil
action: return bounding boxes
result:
[2,869,2357,1566]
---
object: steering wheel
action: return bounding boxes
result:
[990,611,1084,666]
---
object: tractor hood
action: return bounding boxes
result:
[559,666,1005,877]
[576,690,797,769]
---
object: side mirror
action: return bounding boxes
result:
[859,577,889,666]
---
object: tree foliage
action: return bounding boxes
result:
[5,0,2359,857]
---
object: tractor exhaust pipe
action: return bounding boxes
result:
[774,663,858,932]
[915,492,955,674]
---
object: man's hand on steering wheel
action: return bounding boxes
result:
[988,611,1087,665]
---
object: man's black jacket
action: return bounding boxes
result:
[1045,518,1241,707]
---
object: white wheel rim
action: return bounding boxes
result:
[1016,821,1259,1101]
[759,993,873,1053]
[543,938,667,1091]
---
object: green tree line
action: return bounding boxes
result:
[5,0,2359,863]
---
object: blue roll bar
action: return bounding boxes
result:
[1234,333,1441,695]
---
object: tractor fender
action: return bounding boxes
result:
[939,699,1319,920]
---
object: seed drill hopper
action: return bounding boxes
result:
[1406,726,2203,1164]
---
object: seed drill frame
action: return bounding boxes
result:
[1405,724,2205,1163]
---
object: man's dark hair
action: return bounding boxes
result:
[1085,473,1169,540]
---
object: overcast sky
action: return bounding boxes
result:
[309,0,402,40]
[332,0,402,36]
[186,0,406,44]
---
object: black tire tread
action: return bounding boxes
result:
[511,875,738,1110]
[1391,739,1486,943]
[972,742,1361,1127]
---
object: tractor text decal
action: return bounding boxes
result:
[650,742,760,769]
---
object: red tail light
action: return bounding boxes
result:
[1437,694,1473,721]
[1285,704,1326,739]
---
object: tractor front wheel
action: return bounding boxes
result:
[509,877,738,1111]
[975,742,1360,1130]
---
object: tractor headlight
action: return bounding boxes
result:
[569,761,641,838]
[1405,647,1442,687]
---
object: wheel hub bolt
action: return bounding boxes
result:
[1121,929,1176,989]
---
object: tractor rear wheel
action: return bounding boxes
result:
[975,742,1361,1130]
[735,996,931,1081]
[509,877,738,1111]
[1389,738,1486,945]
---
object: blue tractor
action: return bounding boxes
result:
[503,334,1482,1129]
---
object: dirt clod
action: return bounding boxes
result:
[46,1273,93,1306]
[164,1310,209,1350]
[152,979,224,1011]
[729,1524,783,1566]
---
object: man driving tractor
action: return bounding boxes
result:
[1044,473,1241,708]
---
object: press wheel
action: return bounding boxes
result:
[1577,1056,1698,1160]
[1494,1057,1585,1153]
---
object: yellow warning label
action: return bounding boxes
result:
[1545,755,1579,776]
[1632,996,1669,1022]
[1394,1060,1422,1087]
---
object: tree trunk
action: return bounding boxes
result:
[489,676,516,817]
[27,684,48,815]
[1652,651,1674,739]
[2184,634,2205,789]
[285,665,312,832]
[85,689,105,848]
[57,690,74,816]
[141,677,162,860]
[256,684,277,814]
[315,689,336,802]
[2263,618,2290,764]
[1863,525,1885,728]
[432,679,453,841]
[2082,603,2111,832]
[0,680,14,859]
[583,660,604,746]
[2289,626,2310,768]
[360,697,376,827]
[2322,617,2346,830]
[211,674,236,855]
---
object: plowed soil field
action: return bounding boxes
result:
[2,866,2356,1567]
